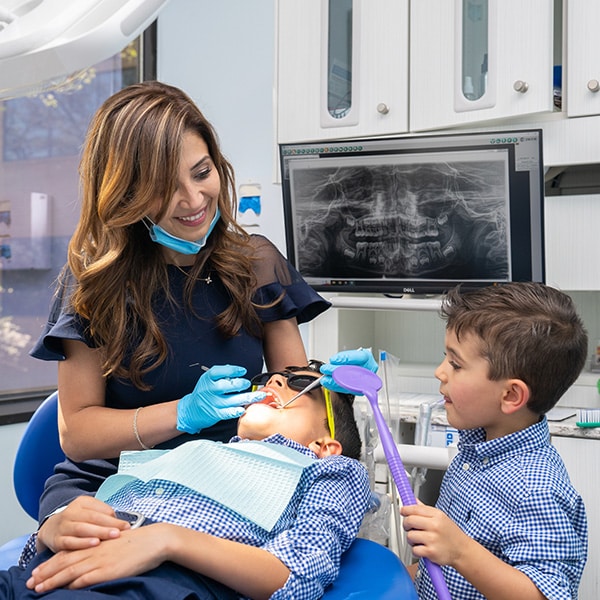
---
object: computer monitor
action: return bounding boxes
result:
[280,129,545,296]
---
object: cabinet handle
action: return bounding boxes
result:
[587,79,600,93]
[376,103,390,115]
[513,80,529,94]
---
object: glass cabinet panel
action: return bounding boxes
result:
[278,0,409,142]
[461,0,488,101]
[326,0,353,119]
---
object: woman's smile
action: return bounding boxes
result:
[176,207,208,226]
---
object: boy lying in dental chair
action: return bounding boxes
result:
[1,361,371,600]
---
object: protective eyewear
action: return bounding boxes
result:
[251,371,321,394]
[250,371,335,439]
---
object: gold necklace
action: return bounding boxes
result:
[172,263,212,284]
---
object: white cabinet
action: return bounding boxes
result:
[544,194,600,290]
[409,0,554,132]
[551,435,600,600]
[278,0,555,142]
[566,2,600,118]
[276,0,409,143]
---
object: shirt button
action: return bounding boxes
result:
[462,462,470,471]
[482,457,490,465]
[155,487,165,496]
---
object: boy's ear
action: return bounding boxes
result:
[309,437,342,458]
[500,378,530,415]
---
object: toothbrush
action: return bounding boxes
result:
[332,365,452,600]
[576,408,600,428]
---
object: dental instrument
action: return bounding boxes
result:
[280,375,325,408]
[331,365,451,600]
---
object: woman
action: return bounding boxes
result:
[29,81,344,520]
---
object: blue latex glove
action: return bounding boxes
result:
[177,364,266,434]
[320,348,379,394]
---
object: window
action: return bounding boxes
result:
[0,25,156,406]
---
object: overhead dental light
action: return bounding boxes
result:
[0,0,171,100]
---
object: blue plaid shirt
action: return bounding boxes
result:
[21,434,371,600]
[415,417,587,599]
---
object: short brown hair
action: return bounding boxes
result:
[441,283,588,414]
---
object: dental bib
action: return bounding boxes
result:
[96,439,315,531]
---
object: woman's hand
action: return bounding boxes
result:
[176,364,265,433]
[37,496,130,555]
[320,348,379,393]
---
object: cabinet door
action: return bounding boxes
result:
[277,0,408,144]
[410,0,554,132]
[545,194,600,290]
[551,436,600,600]
[566,2,600,117]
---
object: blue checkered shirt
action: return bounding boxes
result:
[21,434,371,600]
[414,417,587,599]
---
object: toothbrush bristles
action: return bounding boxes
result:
[577,408,600,423]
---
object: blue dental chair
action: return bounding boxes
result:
[0,392,417,599]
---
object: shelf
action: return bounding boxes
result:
[325,294,442,312]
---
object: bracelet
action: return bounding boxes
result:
[133,407,152,450]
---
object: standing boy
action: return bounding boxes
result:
[402,282,588,599]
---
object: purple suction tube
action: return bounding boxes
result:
[331,365,452,600]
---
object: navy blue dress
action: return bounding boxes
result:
[29,235,330,522]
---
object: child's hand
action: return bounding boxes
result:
[400,503,469,567]
[27,525,167,593]
[37,496,130,554]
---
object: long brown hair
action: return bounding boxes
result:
[67,81,260,388]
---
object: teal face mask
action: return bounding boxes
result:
[144,208,221,255]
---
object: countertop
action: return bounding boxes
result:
[365,393,600,441]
